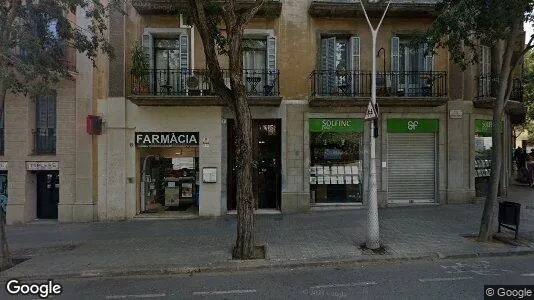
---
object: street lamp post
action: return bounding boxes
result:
[360,0,391,250]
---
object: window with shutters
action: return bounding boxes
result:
[391,36,434,96]
[35,94,56,155]
[141,29,189,95]
[319,35,360,96]
[242,35,277,96]
[480,46,492,97]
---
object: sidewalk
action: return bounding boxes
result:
[1,186,533,279]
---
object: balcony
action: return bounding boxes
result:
[475,75,525,124]
[309,70,448,107]
[132,0,281,18]
[309,0,439,18]
[129,68,281,106]
[33,128,56,155]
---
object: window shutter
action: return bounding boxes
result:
[37,96,48,129]
[142,33,154,70]
[424,43,433,72]
[179,33,189,70]
[267,36,277,72]
[47,95,56,129]
[350,36,360,94]
[391,36,400,90]
[320,37,336,95]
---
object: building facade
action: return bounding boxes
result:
[4,0,526,224]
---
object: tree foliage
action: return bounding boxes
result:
[423,0,534,241]
[519,49,534,139]
[0,0,122,96]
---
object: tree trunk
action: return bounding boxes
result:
[478,20,521,241]
[0,80,10,270]
[0,210,12,270]
[232,95,256,259]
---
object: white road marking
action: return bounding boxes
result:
[310,281,378,288]
[419,276,473,282]
[105,294,166,299]
[521,273,534,276]
[192,289,257,296]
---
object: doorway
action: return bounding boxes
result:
[227,119,281,210]
[37,171,59,219]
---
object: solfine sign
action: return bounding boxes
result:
[135,132,199,147]
[26,161,59,171]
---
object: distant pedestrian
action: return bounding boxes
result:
[527,156,534,187]
[514,146,526,172]
[530,148,534,160]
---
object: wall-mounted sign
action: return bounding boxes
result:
[26,161,59,171]
[203,167,217,183]
[0,162,7,171]
[309,118,364,133]
[449,109,463,119]
[135,132,199,147]
[474,119,504,137]
[387,119,439,133]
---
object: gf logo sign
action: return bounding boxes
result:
[407,120,419,131]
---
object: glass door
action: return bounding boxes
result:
[154,39,181,95]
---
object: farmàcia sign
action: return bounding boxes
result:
[135,132,199,147]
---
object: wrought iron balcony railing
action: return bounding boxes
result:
[476,75,523,102]
[33,128,56,155]
[131,68,280,97]
[310,70,447,98]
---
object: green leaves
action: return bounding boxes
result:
[0,0,122,97]
[423,0,534,69]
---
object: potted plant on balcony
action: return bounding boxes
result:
[131,41,149,94]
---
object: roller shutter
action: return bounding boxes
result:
[387,133,436,204]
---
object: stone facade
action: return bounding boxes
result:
[6,1,523,224]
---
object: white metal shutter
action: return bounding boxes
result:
[349,36,360,95]
[387,133,436,204]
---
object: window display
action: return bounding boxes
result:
[309,118,363,203]
[474,119,494,197]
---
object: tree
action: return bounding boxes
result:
[184,0,264,259]
[423,0,534,241]
[0,0,121,270]
[517,49,534,139]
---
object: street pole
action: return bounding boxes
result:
[360,0,391,250]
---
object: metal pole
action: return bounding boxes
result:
[361,0,391,250]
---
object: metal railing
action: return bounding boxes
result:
[310,70,447,98]
[476,75,523,102]
[33,128,56,155]
[131,68,280,97]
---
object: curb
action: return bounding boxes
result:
[2,249,534,280]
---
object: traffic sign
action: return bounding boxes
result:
[365,102,378,120]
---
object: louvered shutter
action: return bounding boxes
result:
[391,37,400,91]
[179,34,189,70]
[266,36,277,90]
[47,95,56,129]
[320,37,336,95]
[349,36,360,95]
[37,96,48,129]
[142,33,154,70]
[424,43,433,72]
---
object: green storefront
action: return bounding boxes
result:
[474,119,497,197]
[309,118,363,204]
[386,118,439,204]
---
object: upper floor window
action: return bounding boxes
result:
[35,94,56,155]
[242,36,277,96]
[319,35,360,95]
[142,31,189,95]
[391,36,434,96]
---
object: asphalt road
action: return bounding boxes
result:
[2,255,534,300]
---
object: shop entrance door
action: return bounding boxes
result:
[227,119,281,210]
[37,171,59,219]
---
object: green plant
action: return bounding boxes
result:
[131,41,149,81]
